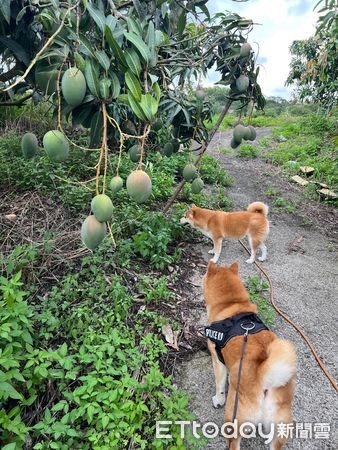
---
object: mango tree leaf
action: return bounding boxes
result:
[132,0,146,22]
[0,0,11,23]
[87,3,106,31]
[140,95,153,121]
[106,14,117,32]
[90,110,103,147]
[153,82,161,102]
[110,72,121,98]
[143,93,158,118]
[84,59,100,98]
[124,48,142,75]
[126,17,143,36]
[72,102,94,127]
[198,3,210,21]
[124,32,150,64]
[117,94,129,105]
[149,74,158,86]
[95,50,110,71]
[154,30,165,46]
[177,13,186,36]
[127,92,147,121]
[125,71,142,101]
[79,33,95,57]
[146,21,155,48]
[0,37,30,65]
[105,25,128,69]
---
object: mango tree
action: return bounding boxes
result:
[0,0,265,249]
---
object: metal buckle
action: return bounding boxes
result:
[240,321,255,335]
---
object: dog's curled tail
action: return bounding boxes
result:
[259,339,297,389]
[247,201,269,216]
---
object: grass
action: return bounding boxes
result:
[205,112,300,132]
[272,197,296,214]
[264,187,297,214]
[246,276,275,327]
[237,143,259,158]
[265,114,337,196]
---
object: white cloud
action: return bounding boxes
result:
[204,0,318,98]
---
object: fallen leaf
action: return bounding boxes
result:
[5,213,17,221]
[162,325,179,350]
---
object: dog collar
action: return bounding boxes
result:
[204,312,269,364]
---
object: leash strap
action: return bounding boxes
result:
[227,331,249,450]
[231,331,248,423]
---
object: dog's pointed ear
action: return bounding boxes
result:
[229,261,239,274]
[191,204,196,208]
[207,260,217,273]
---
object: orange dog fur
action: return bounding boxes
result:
[180,202,269,264]
[203,261,297,450]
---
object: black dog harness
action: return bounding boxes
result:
[204,312,269,364]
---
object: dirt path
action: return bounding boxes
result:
[176,128,338,449]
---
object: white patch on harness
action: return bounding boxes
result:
[205,328,224,341]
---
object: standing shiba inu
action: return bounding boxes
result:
[203,261,297,449]
[180,202,269,264]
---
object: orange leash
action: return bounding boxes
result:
[238,239,338,393]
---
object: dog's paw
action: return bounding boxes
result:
[212,394,225,409]
[208,249,215,255]
[246,257,254,264]
[258,256,266,262]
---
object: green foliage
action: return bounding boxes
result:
[200,154,233,186]
[237,143,258,158]
[137,275,174,304]
[132,212,183,270]
[0,261,196,449]
[246,276,275,327]
[266,114,337,190]
[272,197,296,214]
[0,0,264,148]
[286,0,338,110]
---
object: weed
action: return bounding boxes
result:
[246,276,275,327]
[265,187,279,198]
[219,146,232,154]
[137,275,174,304]
[237,144,258,158]
[272,197,296,214]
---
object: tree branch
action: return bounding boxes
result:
[0,92,33,106]
[163,99,232,213]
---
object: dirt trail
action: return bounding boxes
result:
[176,128,338,449]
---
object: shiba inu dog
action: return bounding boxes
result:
[203,261,297,449]
[180,202,269,263]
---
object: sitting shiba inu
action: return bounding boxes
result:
[203,261,297,449]
[180,202,269,264]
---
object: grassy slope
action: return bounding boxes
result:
[262,114,337,194]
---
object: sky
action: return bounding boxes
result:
[203,0,319,99]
